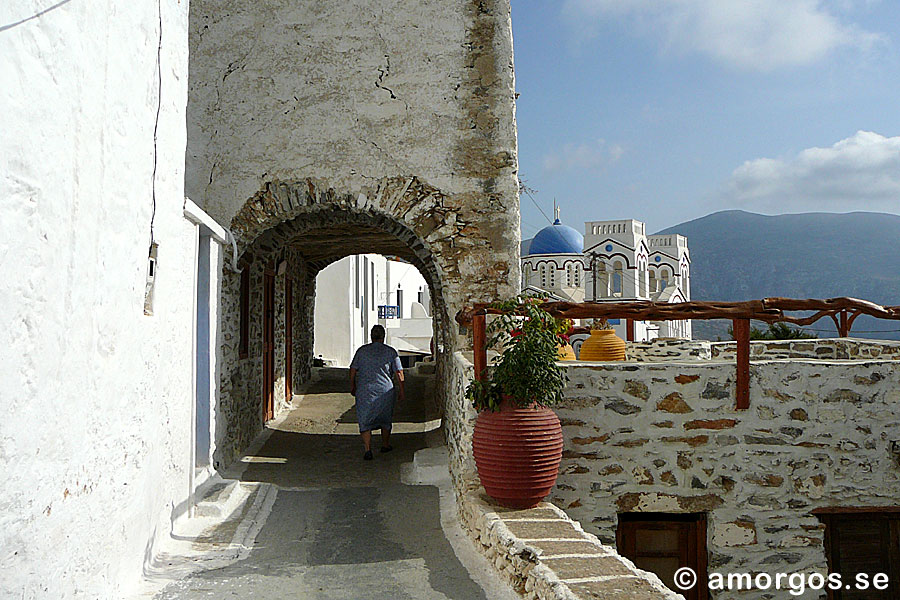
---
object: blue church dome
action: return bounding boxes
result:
[527,219,584,255]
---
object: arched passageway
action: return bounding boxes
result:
[214,179,457,468]
[157,180,523,600]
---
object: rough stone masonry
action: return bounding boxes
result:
[552,342,900,598]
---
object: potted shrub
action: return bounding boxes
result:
[578,318,626,361]
[466,295,569,508]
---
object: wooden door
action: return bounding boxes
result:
[263,269,275,422]
[618,513,708,600]
[821,512,900,599]
[284,275,293,403]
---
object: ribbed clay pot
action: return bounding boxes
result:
[472,399,563,509]
[558,342,576,361]
[579,329,626,361]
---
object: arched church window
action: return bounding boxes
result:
[661,268,670,291]
[613,260,624,296]
[639,261,647,298]
[649,271,657,294]
[597,265,610,298]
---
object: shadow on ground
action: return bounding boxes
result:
[154,367,487,600]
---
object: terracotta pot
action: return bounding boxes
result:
[472,399,563,509]
[558,341,576,361]
[579,329,626,361]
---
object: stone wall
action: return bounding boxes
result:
[552,360,900,598]
[1,1,197,597]
[624,338,900,363]
[458,492,680,600]
[626,339,712,362]
[445,352,480,490]
[214,247,314,467]
[449,352,682,598]
[710,338,900,361]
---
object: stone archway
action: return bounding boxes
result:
[215,177,488,467]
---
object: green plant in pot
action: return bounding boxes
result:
[466,295,569,508]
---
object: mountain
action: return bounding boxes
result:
[657,210,900,340]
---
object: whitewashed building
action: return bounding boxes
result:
[522,214,692,341]
[314,255,432,367]
[0,0,521,597]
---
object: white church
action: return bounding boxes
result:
[522,210,692,341]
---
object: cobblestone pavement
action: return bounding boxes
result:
[152,367,508,600]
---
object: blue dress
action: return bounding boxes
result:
[350,342,403,433]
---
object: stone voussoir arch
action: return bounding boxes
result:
[229,176,467,275]
[227,176,465,352]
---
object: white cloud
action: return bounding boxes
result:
[542,139,624,173]
[724,131,900,212]
[562,0,883,70]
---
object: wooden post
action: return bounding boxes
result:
[846,310,861,337]
[473,309,487,382]
[839,310,849,337]
[626,318,635,342]
[733,318,750,410]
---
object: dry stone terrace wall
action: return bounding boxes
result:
[447,351,481,490]
[450,353,679,599]
[625,337,900,363]
[553,360,900,596]
[626,339,712,362]
[710,338,900,361]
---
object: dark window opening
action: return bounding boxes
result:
[617,513,708,600]
[239,267,250,359]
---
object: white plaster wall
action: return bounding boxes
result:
[0,1,193,597]
[387,259,429,318]
[314,258,354,366]
[187,0,516,224]
[186,0,521,331]
[315,255,431,364]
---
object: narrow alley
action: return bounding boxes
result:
[144,368,517,600]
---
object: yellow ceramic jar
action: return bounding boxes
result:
[558,342,577,361]
[578,329,626,361]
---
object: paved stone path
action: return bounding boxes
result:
[152,368,512,600]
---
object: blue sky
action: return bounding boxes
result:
[511,0,900,237]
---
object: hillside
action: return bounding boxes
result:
[657,210,900,340]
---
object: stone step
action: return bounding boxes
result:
[193,481,242,518]
[409,445,449,484]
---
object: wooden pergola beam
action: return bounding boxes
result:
[456,297,900,328]
[458,296,900,410]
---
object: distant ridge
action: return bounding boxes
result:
[657,210,900,340]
